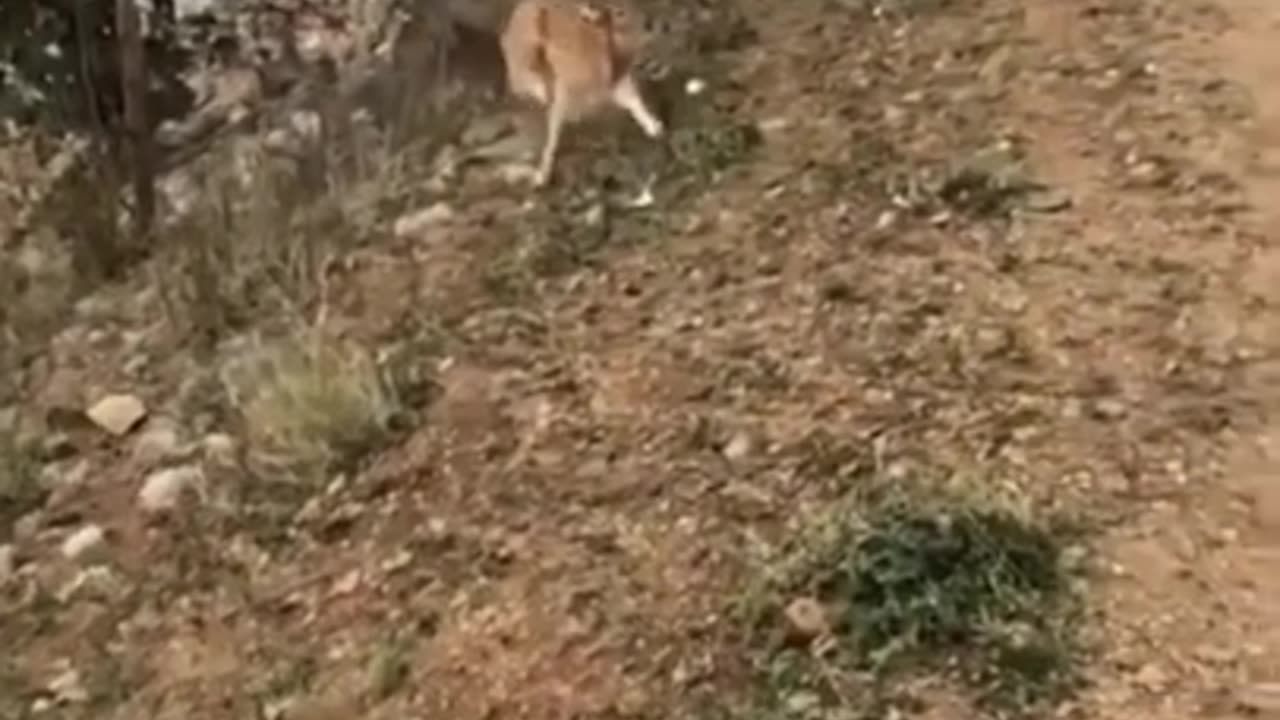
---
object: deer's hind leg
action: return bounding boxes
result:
[535,83,569,187]
[611,73,664,138]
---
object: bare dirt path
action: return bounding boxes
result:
[1016,0,1280,715]
[1206,0,1280,692]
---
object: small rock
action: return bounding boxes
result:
[120,329,148,355]
[138,465,203,514]
[784,597,829,641]
[202,433,238,467]
[330,568,362,597]
[720,481,774,518]
[86,328,111,347]
[132,419,186,465]
[13,512,43,541]
[1193,644,1238,667]
[61,524,106,562]
[460,115,510,147]
[73,295,112,320]
[1133,662,1170,692]
[123,353,149,378]
[56,566,126,603]
[722,432,753,461]
[1127,161,1164,185]
[1024,188,1072,212]
[1091,398,1127,420]
[785,690,822,714]
[393,202,455,239]
[40,459,90,508]
[47,664,88,705]
[1239,682,1280,712]
[85,394,147,436]
[0,544,15,582]
[497,163,540,184]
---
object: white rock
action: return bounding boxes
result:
[61,525,106,562]
[0,544,14,582]
[173,0,218,18]
[132,419,185,465]
[722,432,753,461]
[1239,682,1280,712]
[47,664,88,704]
[56,566,125,604]
[85,394,147,436]
[202,433,238,467]
[393,203,455,239]
[13,512,43,541]
[138,465,203,513]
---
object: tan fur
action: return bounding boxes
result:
[500,0,664,186]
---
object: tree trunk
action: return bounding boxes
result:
[117,0,155,241]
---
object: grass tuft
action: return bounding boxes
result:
[0,415,43,541]
[741,473,1087,718]
[221,330,403,481]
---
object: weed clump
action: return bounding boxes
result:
[744,475,1086,718]
[0,421,42,541]
[221,331,403,481]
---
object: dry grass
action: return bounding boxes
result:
[153,115,428,344]
[0,411,42,541]
[220,329,403,481]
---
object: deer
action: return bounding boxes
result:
[498,0,665,187]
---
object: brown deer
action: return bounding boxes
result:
[499,0,665,186]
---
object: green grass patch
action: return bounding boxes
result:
[739,473,1088,718]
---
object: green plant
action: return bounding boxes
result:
[221,330,403,481]
[742,473,1087,718]
[0,416,43,540]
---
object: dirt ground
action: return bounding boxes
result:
[5,0,1280,718]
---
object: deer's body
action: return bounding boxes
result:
[499,0,664,186]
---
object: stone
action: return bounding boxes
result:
[61,524,106,562]
[0,544,14,583]
[12,512,43,542]
[1238,682,1280,712]
[47,664,88,704]
[202,433,238,467]
[85,394,147,436]
[138,465,203,514]
[784,597,829,641]
[722,432,753,461]
[393,203,455,239]
[132,419,186,466]
[1133,662,1170,692]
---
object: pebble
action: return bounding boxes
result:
[203,433,238,467]
[393,203,455,239]
[1239,682,1280,712]
[85,394,147,436]
[722,432,753,461]
[1133,662,1170,692]
[0,544,14,582]
[61,524,106,562]
[784,597,829,641]
[133,419,186,465]
[138,465,203,514]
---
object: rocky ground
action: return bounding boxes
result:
[3,0,1280,718]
